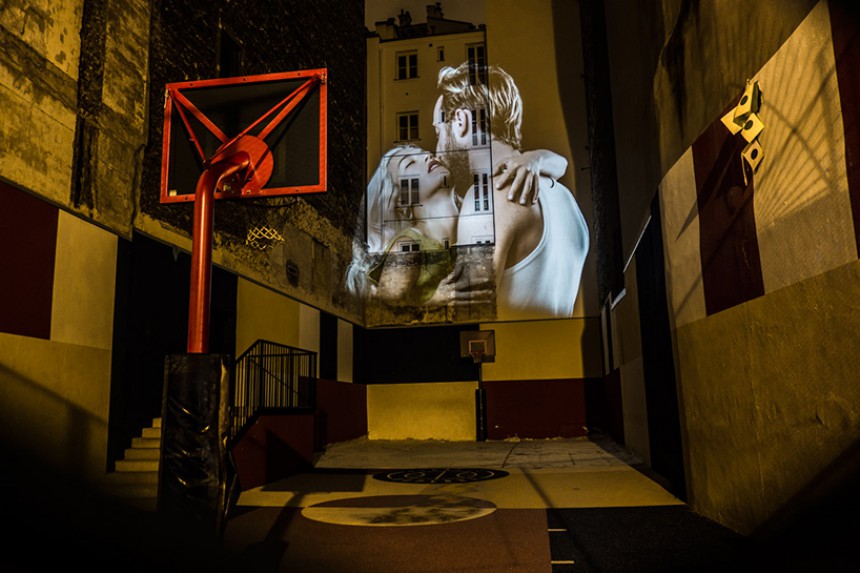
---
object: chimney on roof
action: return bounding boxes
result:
[398,9,412,27]
[427,2,444,19]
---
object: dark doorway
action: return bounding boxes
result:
[636,198,686,500]
[107,232,236,468]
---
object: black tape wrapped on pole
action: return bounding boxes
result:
[158,354,237,538]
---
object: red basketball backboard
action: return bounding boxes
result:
[160,69,327,203]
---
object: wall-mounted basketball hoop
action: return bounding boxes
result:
[160,69,328,353]
[460,330,495,442]
[460,330,495,364]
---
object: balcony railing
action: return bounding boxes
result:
[230,340,317,443]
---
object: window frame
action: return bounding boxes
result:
[397,111,420,142]
[396,51,419,80]
[472,172,491,212]
[466,43,487,84]
[398,176,420,207]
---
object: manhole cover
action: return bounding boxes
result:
[373,468,509,484]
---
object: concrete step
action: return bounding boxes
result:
[105,470,159,485]
[102,480,158,499]
[99,469,159,507]
[132,436,161,449]
[141,426,162,439]
[116,459,159,472]
[123,447,161,460]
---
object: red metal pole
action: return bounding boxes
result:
[187,169,216,354]
[187,153,250,353]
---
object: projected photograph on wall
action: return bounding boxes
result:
[351,5,589,326]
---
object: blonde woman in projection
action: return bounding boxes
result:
[348,143,568,307]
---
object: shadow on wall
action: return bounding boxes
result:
[746,434,860,571]
[0,363,104,480]
[0,365,247,568]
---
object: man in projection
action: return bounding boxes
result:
[434,62,589,320]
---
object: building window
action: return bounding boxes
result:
[398,241,421,252]
[467,44,487,84]
[437,46,445,62]
[397,112,419,141]
[470,108,487,146]
[396,51,418,80]
[472,172,491,212]
[399,177,420,207]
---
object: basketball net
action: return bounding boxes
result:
[246,225,284,251]
[470,349,484,364]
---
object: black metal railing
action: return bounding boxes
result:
[230,340,317,443]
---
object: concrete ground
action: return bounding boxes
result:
[5,435,854,571]
[222,436,749,572]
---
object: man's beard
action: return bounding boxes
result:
[440,129,471,202]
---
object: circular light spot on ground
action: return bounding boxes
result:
[372,468,510,484]
[302,494,497,527]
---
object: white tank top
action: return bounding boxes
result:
[498,180,589,320]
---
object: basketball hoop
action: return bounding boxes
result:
[159,69,327,353]
[468,339,487,364]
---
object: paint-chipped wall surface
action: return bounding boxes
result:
[138,0,366,323]
[1,0,150,236]
[617,0,860,534]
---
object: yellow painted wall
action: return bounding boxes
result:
[367,381,478,440]
[236,278,302,354]
[364,317,600,442]
[51,213,118,349]
[481,318,602,381]
[648,0,858,535]
[675,259,860,534]
[0,334,112,480]
[299,305,320,354]
[0,212,117,481]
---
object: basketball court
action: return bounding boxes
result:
[222,437,747,573]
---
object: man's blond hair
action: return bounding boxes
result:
[437,62,522,149]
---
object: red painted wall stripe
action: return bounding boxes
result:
[830,1,860,256]
[692,112,765,316]
[483,378,588,440]
[0,181,58,339]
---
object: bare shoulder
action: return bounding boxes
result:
[493,180,543,268]
[493,180,541,230]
